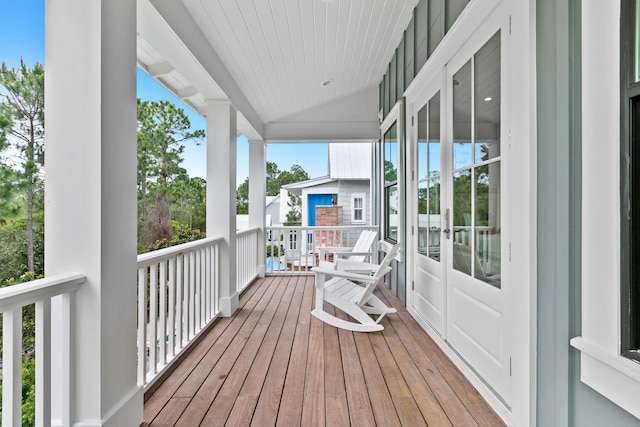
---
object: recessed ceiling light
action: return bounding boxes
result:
[484,97,492,102]
[321,78,333,87]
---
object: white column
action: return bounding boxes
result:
[206,99,238,316]
[249,140,267,277]
[45,0,142,425]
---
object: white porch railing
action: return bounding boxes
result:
[264,225,378,274]
[236,227,260,293]
[0,273,85,426]
[136,237,222,388]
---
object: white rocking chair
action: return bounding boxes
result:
[311,243,400,332]
[317,229,378,269]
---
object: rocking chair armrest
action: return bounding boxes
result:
[334,251,374,258]
[311,266,390,283]
[318,246,354,254]
[334,259,379,270]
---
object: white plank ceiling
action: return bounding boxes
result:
[138,0,418,141]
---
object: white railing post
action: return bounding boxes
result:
[249,140,266,277]
[206,99,238,317]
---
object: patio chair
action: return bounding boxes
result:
[311,242,400,332]
[317,229,377,269]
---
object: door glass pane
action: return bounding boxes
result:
[429,92,441,176]
[453,60,472,170]
[475,163,501,287]
[428,178,441,261]
[453,170,472,275]
[417,104,428,179]
[386,185,398,241]
[384,123,398,184]
[475,31,501,163]
[418,181,429,256]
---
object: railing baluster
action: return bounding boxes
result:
[149,264,158,375]
[167,258,176,360]
[201,248,206,326]
[159,260,167,367]
[188,251,195,339]
[36,298,52,427]
[195,249,201,332]
[175,255,183,349]
[214,244,220,314]
[205,246,211,322]
[3,306,23,426]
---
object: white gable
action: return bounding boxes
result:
[329,143,372,180]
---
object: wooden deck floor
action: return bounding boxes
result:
[142,275,505,427]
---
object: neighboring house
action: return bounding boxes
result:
[265,195,281,226]
[283,143,371,227]
[236,196,278,230]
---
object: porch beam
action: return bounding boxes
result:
[206,99,238,316]
[249,140,266,277]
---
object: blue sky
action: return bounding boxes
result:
[1,0,328,183]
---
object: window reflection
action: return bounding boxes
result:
[384,122,399,242]
[452,31,501,288]
[453,60,472,170]
[417,92,441,260]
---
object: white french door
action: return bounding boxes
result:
[411,75,447,336]
[409,22,510,405]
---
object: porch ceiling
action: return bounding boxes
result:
[137,0,418,142]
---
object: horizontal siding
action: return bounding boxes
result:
[337,180,371,225]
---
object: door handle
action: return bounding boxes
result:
[443,208,451,239]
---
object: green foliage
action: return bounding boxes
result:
[264,162,310,196]
[236,177,249,214]
[0,209,44,283]
[384,160,397,183]
[237,162,310,214]
[141,221,206,253]
[137,99,205,248]
[0,59,45,273]
[21,357,36,426]
[284,193,302,226]
[168,175,207,232]
[0,357,37,426]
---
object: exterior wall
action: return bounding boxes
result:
[299,180,371,227]
[538,0,640,425]
[336,180,371,225]
[380,0,468,117]
[265,199,281,225]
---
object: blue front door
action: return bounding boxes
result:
[307,194,333,226]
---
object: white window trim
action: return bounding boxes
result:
[570,1,640,420]
[351,192,366,224]
[380,101,404,262]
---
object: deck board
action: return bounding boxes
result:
[144,276,506,427]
